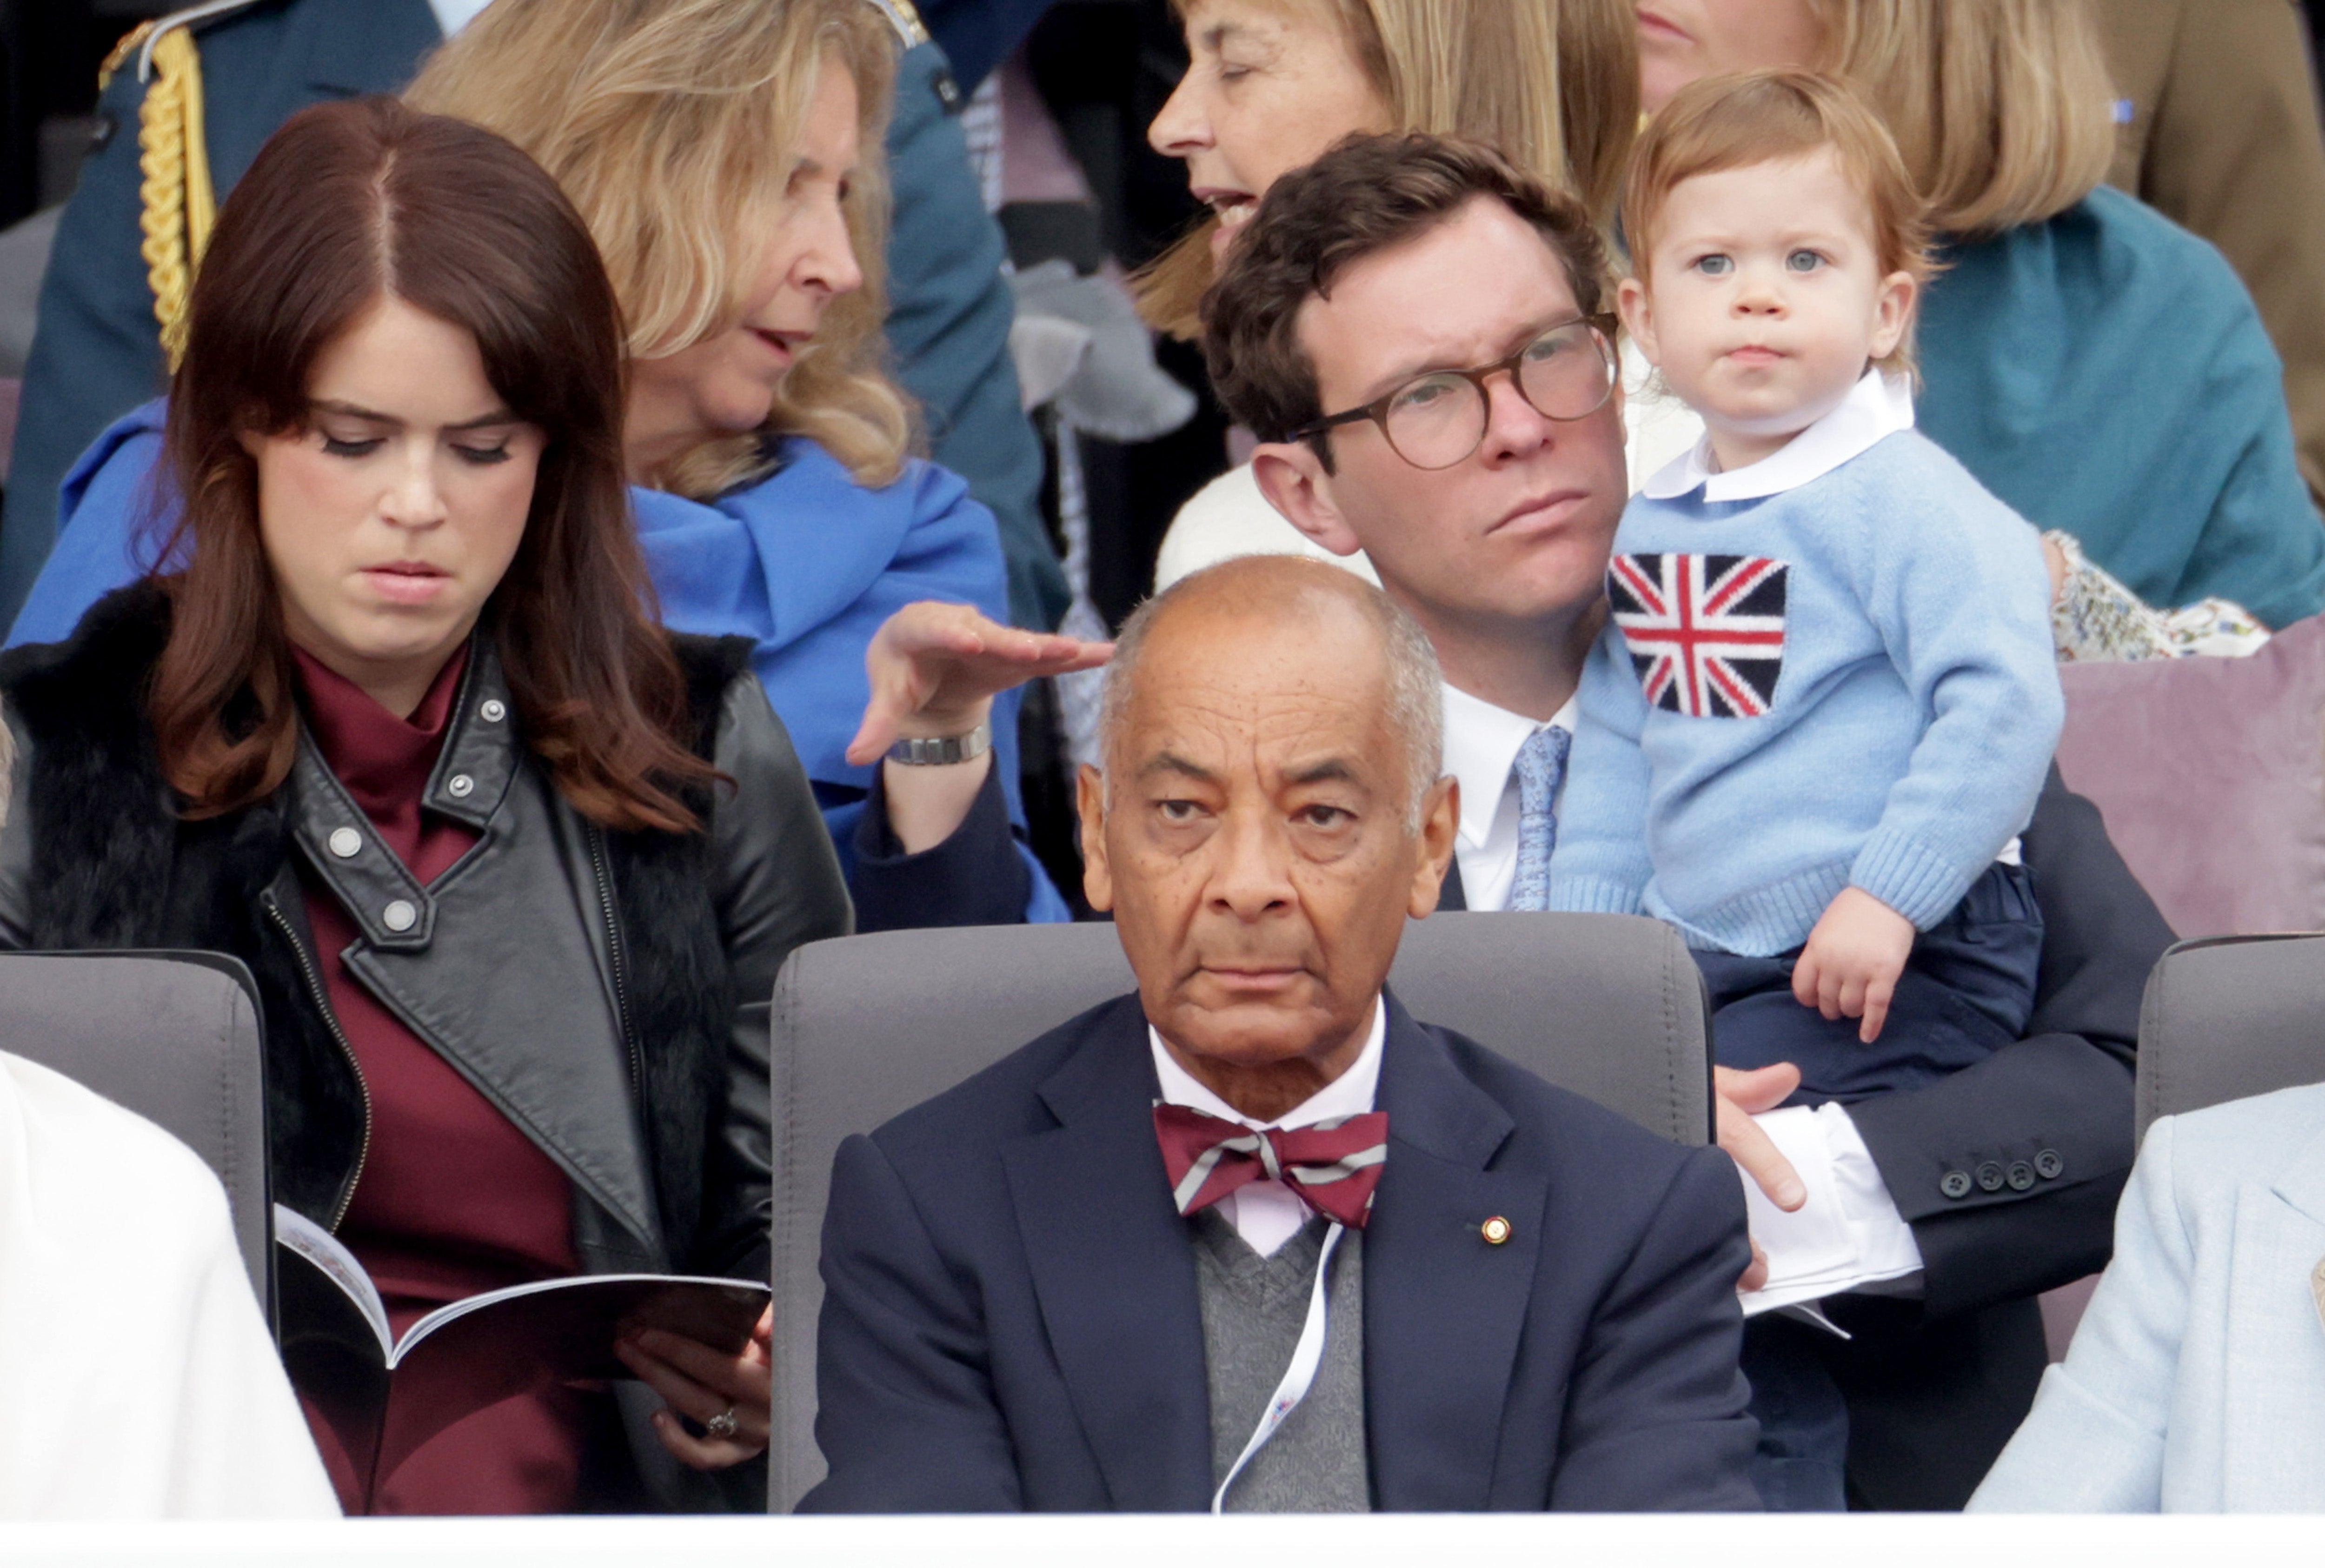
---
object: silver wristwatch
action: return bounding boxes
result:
[885,722,992,767]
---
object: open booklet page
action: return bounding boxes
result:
[273,1205,768,1502]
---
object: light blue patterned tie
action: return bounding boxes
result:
[1508,725,1571,912]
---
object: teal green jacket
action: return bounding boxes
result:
[1918,184,2325,630]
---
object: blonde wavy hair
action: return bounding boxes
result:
[1806,0,2117,237]
[407,0,910,498]
[1135,0,1638,338]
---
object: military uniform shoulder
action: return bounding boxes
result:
[101,0,274,91]
[861,0,933,48]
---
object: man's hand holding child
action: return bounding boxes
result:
[1792,887,1916,1043]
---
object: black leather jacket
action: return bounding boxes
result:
[0,588,851,1505]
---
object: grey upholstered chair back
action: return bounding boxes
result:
[2137,933,2325,1140]
[0,951,271,1305]
[766,910,1711,1510]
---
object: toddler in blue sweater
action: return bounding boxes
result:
[1551,71,2063,1109]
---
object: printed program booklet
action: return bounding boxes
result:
[273,1204,768,1504]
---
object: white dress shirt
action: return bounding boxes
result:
[1150,1000,1386,1258]
[1441,684,1577,914]
[425,0,496,37]
[1440,670,1924,1310]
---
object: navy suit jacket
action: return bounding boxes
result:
[801,991,1761,1512]
[1440,764,2174,1507]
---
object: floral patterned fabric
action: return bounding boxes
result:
[2047,531,2272,663]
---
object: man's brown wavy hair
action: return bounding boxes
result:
[1201,132,1609,468]
[150,95,717,832]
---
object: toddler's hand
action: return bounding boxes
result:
[1792,887,1915,1043]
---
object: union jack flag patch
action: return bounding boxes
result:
[1607,553,1789,718]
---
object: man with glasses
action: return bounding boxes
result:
[1200,132,2175,1511]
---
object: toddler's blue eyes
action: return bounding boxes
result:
[1787,250,1825,272]
[1692,255,1733,276]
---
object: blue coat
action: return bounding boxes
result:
[0,0,1063,631]
[800,990,1761,1512]
[1917,185,2325,630]
[1971,1083,2325,1511]
[9,404,1069,926]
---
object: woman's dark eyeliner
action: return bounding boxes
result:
[319,434,382,458]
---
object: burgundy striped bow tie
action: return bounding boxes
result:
[1152,1103,1389,1230]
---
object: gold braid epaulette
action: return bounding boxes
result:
[130,27,217,371]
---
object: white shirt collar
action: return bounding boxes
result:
[1441,683,1577,854]
[1640,367,1914,503]
[1149,998,1386,1130]
[426,0,497,36]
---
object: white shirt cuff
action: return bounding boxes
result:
[1735,1102,1924,1318]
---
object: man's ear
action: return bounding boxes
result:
[1075,763,1115,913]
[1615,276,1660,368]
[1869,270,1918,363]
[1251,440,1364,558]
[1405,774,1459,919]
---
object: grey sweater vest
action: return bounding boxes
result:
[1189,1211,1371,1512]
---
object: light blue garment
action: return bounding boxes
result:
[1969,1083,2325,1513]
[1506,725,1568,913]
[9,403,1068,924]
[1917,185,2325,631]
[1550,431,2061,956]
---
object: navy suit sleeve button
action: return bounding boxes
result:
[2006,1160,2036,1191]
[1974,1161,2006,1192]
[1940,1169,1973,1199]
[2034,1149,2063,1179]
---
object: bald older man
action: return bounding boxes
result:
[799,557,1760,1514]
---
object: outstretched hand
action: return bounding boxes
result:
[1792,885,1916,1043]
[845,601,1111,766]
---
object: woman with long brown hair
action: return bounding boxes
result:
[0,96,848,1513]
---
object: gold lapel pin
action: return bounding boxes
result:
[1481,1216,1512,1245]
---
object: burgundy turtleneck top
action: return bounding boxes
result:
[292,645,593,1515]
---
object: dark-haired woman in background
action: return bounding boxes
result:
[0,97,847,1513]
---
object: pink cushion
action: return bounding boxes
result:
[2054,614,2325,938]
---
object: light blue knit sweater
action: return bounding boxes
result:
[1549,430,2061,956]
